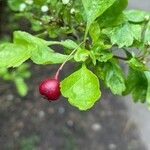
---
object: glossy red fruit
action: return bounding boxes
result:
[39,77,61,101]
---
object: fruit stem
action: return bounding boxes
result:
[54,41,84,79]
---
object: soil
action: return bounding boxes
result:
[0,64,146,150]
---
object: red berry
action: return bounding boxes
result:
[39,78,61,101]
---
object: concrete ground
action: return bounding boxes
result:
[126,1,150,150]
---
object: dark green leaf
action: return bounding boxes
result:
[124,68,147,103]
[104,60,126,95]
[145,71,150,107]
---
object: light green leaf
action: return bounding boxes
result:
[60,40,79,49]
[130,24,142,41]
[82,0,116,30]
[31,47,68,64]
[61,65,101,110]
[124,10,149,23]
[104,61,126,95]
[0,43,31,68]
[145,71,150,107]
[74,49,90,62]
[14,77,28,97]
[48,39,79,49]
[13,31,68,64]
[13,31,50,47]
[110,22,134,48]
[104,22,142,48]
[144,21,150,45]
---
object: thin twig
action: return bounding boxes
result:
[54,41,85,79]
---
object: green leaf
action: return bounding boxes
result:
[109,22,134,48]
[61,65,101,110]
[90,43,112,65]
[89,22,101,44]
[60,40,79,49]
[127,57,147,71]
[74,49,90,62]
[144,21,150,45]
[13,31,68,64]
[98,0,128,27]
[124,68,147,103]
[82,0,116,30]
[94,63,105,80]
[124,10,149,23]
[13,31,49,47]
[31,47,68,64]
[8,0,24,11]
[0,43,31,68]
[14,77,28,97]
[130,24,142,41]
[145,71,150,107]
[104,60,126,95]
[104,22,142,48]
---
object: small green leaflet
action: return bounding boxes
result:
[82,0,116,31]
[104,61,126,95]
[61,65,101,110]
[145,71,150,107]
[74,48,90,62]
[0,43,31,68]
[124,10,149,23]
